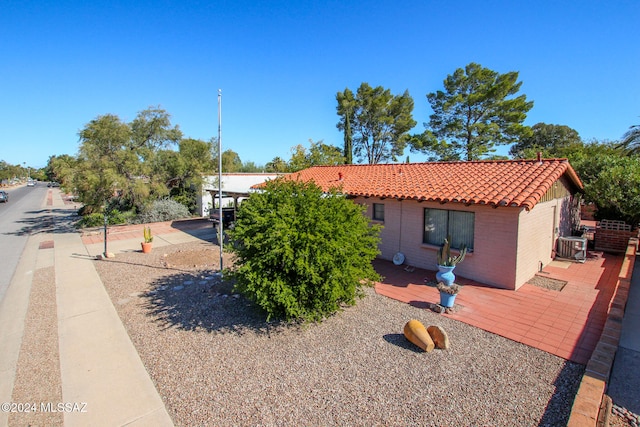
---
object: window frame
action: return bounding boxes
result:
[372,203,385,221]
[423,207,475,251]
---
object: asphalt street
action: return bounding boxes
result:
[0,183,49,304]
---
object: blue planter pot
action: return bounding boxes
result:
[439,291,457,308]
[436,265,456,286]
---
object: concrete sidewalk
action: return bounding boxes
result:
[607,257,640,416]
[0,189,213,426]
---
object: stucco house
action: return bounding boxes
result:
[269,158,583,290]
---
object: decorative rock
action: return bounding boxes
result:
[96,252,116,260]
[427,325,450,349]
[403,319,435,352]
[173,285,184,291]
[431,304,444,314]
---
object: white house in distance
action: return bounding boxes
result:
[198,173,281,217]
[260,158,584,290]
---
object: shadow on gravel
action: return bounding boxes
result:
[537,361,585,427]
[94,257,205,274]
[141,271,276,335]
[382,333,424,353]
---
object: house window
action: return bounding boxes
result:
[423,208,474,250]
[372,203,385,221]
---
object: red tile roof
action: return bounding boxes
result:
[264,159,583,211]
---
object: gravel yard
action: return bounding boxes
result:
[94,241,584,426]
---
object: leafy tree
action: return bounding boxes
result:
[154,138,215,212]
[509,123,581,158]
[46,154,78,187]
[226,179,381,322]
[131,107,183,205]
[539,139,636,224]
[578,155,640,225]
[336,83,416,164]
[129,106,182,153]
[414,62,533,161]
[336,88,356,164]
[307,140,344,167]
[221,149,242,172]
[619,123,640,154]
[549,139,621,166]
[287,144,309,172]
[265,156,288,173]
[75,107,184,213]
[75,113,132,212]
[176,138,215,186]
[239,161,264,172]
[288,139,344,172]
[0,161,26,181]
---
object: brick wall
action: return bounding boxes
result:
[567,238,637,426]
[595,220,639,254]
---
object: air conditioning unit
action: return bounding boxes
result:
[556,237,587,262]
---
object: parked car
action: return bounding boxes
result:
[0,191,8,202]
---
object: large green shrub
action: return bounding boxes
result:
[226,179,381,322]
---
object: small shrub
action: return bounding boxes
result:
[169,187,197,214]
[77,209,136,228]
[226,179,381,322]
[137,199,191,223]
[78,212,104,228]
[108,209,136,225]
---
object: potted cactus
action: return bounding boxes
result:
[436,235,467,286]
[141,226,153,253]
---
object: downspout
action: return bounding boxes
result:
[398,199,403,253]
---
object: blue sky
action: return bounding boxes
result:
[2,0,638,168]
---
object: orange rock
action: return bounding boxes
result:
[403,319,435,352]
[427,325,450,349]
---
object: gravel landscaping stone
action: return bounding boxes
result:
[93,241,585,426]
[9,267,63,427]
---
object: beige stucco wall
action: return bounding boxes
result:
[357,193,576,290]
[514,196,575,289]
[357,197,523,290]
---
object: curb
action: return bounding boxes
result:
[567,238,638,426]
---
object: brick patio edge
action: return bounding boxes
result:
[567,238,638,427]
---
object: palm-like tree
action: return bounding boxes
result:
[620,124,640,154]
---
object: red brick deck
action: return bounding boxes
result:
[374,252,623,365]
[80,218,213,245]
